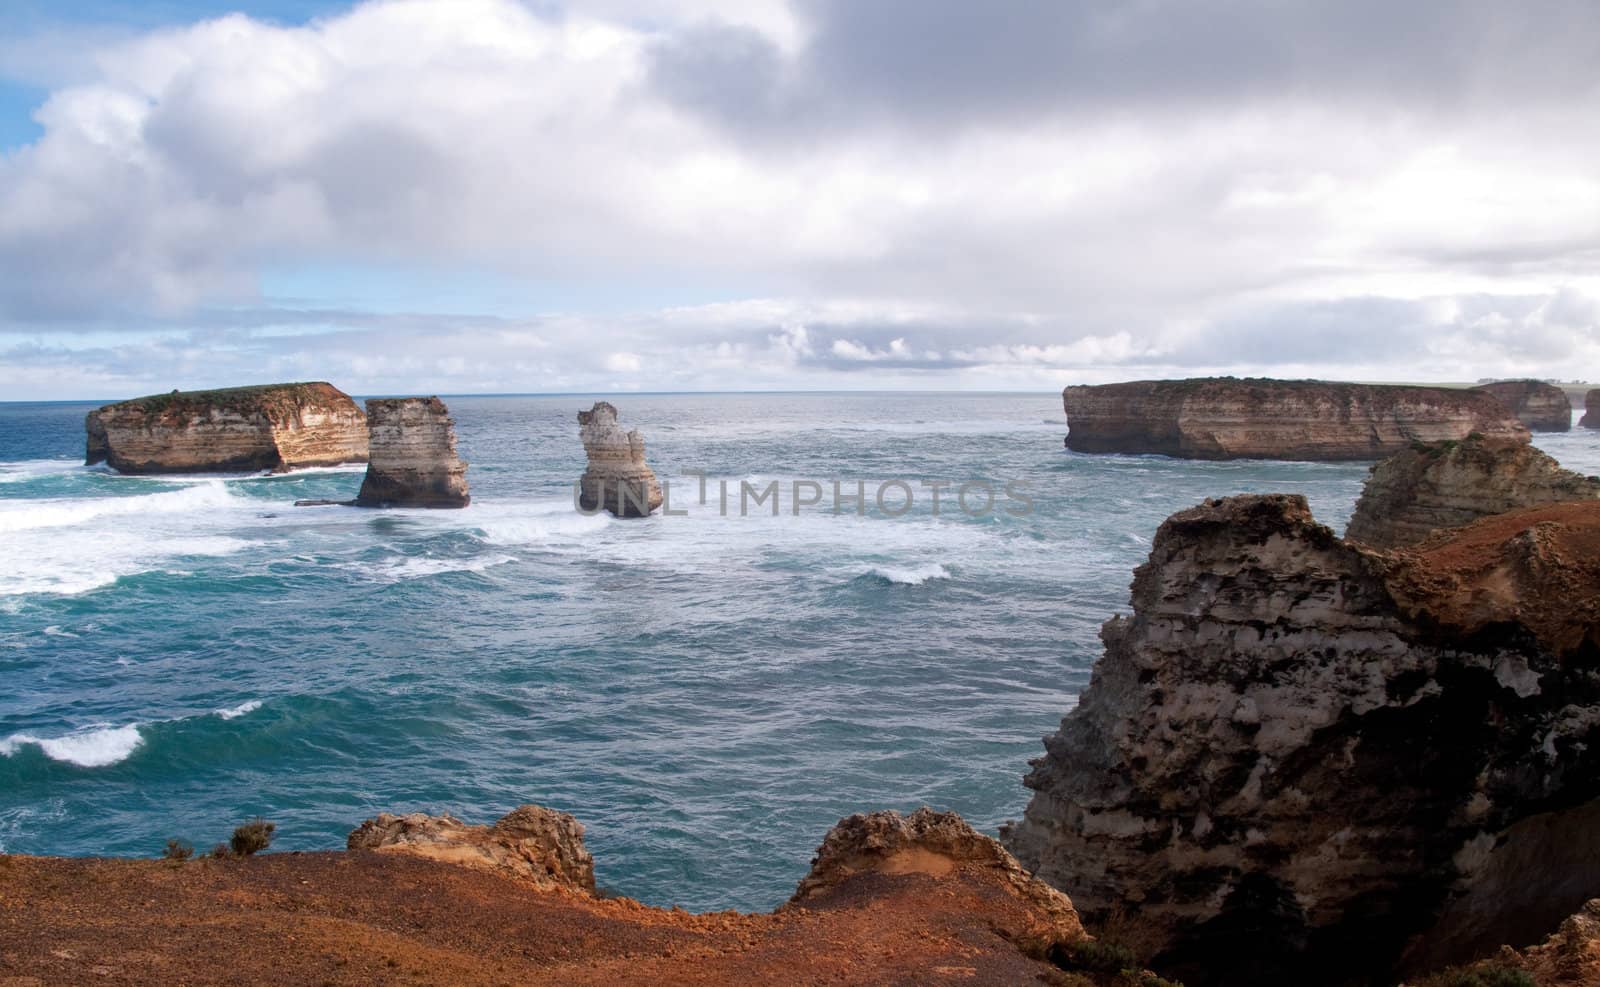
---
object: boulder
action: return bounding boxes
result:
[577,402,662,517]
[1062,378,1528,460]
[1474,379,1572,432]
[1345,434,1600,548]
[354,397,470,508]
[83,382,367,474]
[1004,494,1600,985]
[347,803,594,892]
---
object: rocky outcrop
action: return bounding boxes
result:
[1582,388,1600,429]
[1460,898,1600,987]
[347,804,594,892]
[1345,435,1600,548]
[83,382,367,474]
[1474,379,1572,432]
[577,402,662,517]
[1004,494,1600,986]
[790,808,1085,955]
[354,397,470,508]
[1063,378,1528,460]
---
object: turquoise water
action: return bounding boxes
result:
[3,394,1597,910]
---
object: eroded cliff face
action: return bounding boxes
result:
[1345,435,1600,548]
[1473,379,1573,432]
[577,402,662,517]
[84,382,367,474]
[1583,389,1600,429]
[1063,378,1528,460]
[1003,495,1600,986]
[354,397,470,508]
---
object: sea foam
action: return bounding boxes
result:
[0,724,144,768]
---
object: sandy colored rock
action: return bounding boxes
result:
[1345,434,1600,548]
[84,382,367,474]
[1004,494,1600,986]
[1582,388,1600,429]
[347,804,594,891]
[354,397,469,508]
[1063,377,1528,460]
[577,401,662,517]
[1474,379,1573,432]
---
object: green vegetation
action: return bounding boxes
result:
[1414,964,1536,987]
[117,382,331,416]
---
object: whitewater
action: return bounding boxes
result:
[3,392,1597,910]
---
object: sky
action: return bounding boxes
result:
[1,0,1598,399]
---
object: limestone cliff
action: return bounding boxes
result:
[1345,435,1600,548]
[354,397,470,509]
[348,804,594,892]
[1063,378,1528,460]
[577,402,662,517]
[1474,379,1572,432]
[84,382,367,474]
[1004,495,1600,986]
[1583,388,1600,429]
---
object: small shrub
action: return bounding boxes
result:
[210,843,231,859]
[161,838,193,861]
[230,817,275,856]
[1121,974,1185,987]
[1415,964,1536,987]
[1051,939,1140,973]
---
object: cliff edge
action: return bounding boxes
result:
[1004,494,1600,985]
[1473,379,1572,432]
[84,382,368,474]
[1345,434,1600,548]
[1062,378,1528,460]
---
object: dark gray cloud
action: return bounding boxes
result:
[651,0,1600,136]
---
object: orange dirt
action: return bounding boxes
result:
[0,849,1085,986]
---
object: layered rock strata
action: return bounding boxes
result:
[1583,388,1600,429]
[83,382,367,474]
[1062,378,1528,460]
[1345,435,1600,548]
[348,804,594,891]
[1474,379,1573,432]
[577,402,662,517]
[1004,494,1600,986]
[3,806,1097,986]
[354,397,470,508]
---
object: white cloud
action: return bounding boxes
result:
[0,0,1597,397]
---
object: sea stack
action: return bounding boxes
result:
[83,382,367,474]
[1583,388,1600,428]
[1473,379,1572,432]
[1062,378,1528,460]
[1346,434,1600,548]
[577,402,662,517]
[1003,494,1600,985]
[354,397,470,508]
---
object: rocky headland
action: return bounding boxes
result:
[0,806,1123,986]
[1004,493,1600,985]
[1583,389,1600,429]
[353,397,470,508]
[577,401,662,517]
[1345,434,1600,548]
[84,382,368,474]
[1062,378,1528,460]
[1473,379,1573,432]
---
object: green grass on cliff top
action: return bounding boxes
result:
[108,382,339,414]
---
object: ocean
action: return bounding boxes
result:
[3,393,1597,911]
